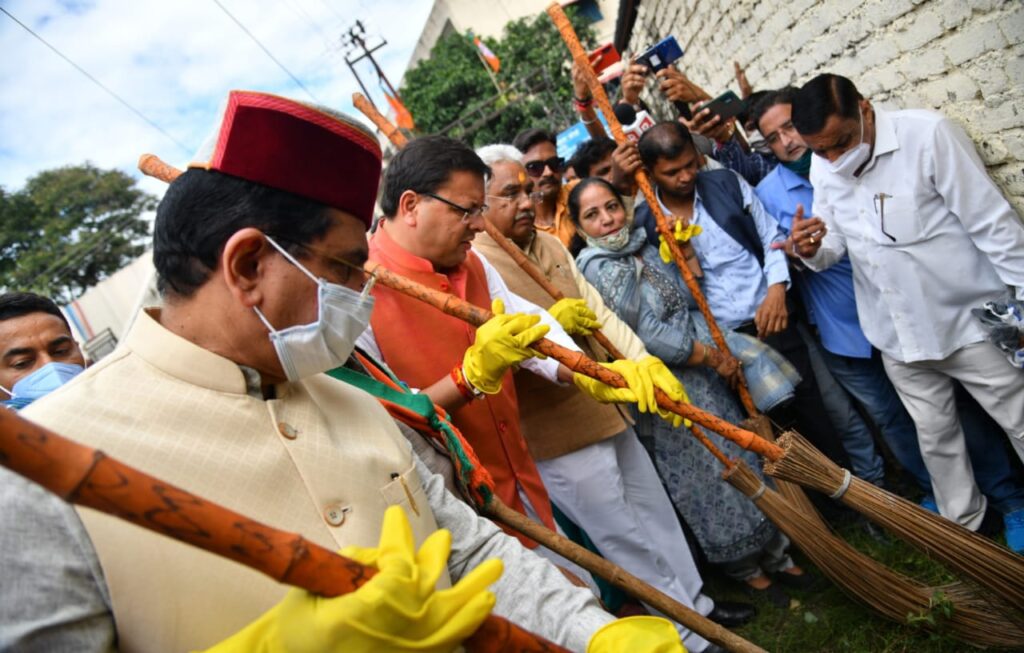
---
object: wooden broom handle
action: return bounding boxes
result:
[353,92,410,148]
[136,154,750,466]
[546,3,758,417]
[478,219,628,360]
[367,261,783,461]
[0,409,567,653]
[139,153,182,182]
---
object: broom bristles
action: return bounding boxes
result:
[764,430,1024,612]
[723,460,1024,648]
[741,416,823,518]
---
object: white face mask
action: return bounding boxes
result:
[584,224,631,251]
[825,107,871,178]
[253,236,375,382]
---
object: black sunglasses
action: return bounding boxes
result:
[524,156,566,177]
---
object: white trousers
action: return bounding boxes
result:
[536,428,714,652]
[518,487,601,597]
[883,341,1024,529]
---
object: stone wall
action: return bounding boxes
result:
[625,0,1024,213]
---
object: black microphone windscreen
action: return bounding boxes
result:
[613,102,637,126]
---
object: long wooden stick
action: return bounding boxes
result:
[136,155,779,459]
[546,3,758,417]
[486,498,765,653]
[479,219,628,360]
[0,409,566,653]
[367,260,783,461]
[353,92,410,148]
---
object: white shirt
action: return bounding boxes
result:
[656,176,790,330]
[804,108,1024,363]
[357,253,579,383]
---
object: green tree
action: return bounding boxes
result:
[401,8,597,146]
[0,163,155,303]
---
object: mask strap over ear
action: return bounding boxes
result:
[252,306,278,334]
[264,234,320,285]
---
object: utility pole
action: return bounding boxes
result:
[342,20,403,112]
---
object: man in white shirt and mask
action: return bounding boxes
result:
[781,73,1024,547]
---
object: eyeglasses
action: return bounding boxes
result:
[421,192,488,223]
[524,156,566,178]
[764,121,798,146]
[486,189,545,208]
[274,237,376,292]
[873,193,896,242]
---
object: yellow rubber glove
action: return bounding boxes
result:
[549,297,603,336]
[638,356,692,428]
[573,358,656,413]
[202,506,503,653]
[463,299,550,394]
[587,616,686,652]
[658,220,704,264]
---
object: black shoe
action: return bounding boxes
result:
[745,581,790,608]
[774,569,821,592]
[706,600,757,627]
[976,505,1004,538]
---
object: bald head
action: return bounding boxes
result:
[637,122,695,170]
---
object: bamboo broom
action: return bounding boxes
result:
[0,409,566,653]
[362,261,1024,610]
[139,152,1024,614]
[724,461,1024,648]
[765,431,1024,610]
[137,152,766,652]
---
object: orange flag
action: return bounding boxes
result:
[473,36,500,73]
[382,89,415,130]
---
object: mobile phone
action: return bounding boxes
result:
[699,90,747,121]
[636,36,683,73]
[588,43,621,75]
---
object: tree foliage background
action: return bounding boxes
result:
[0,163,155,303]
[401,8,597,146]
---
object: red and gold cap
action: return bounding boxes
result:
[189,90,382,228]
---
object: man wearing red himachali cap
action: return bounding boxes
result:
[1,91,685,651]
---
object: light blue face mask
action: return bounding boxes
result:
[2,361,84,410]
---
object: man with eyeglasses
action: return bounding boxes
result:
[513,127,575,248]
[786,73,1024,550]
[360,135,685,580]
[470,144,752,649]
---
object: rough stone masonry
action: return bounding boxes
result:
[626,0,1024,214]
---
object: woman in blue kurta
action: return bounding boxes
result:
[571,177,806,592]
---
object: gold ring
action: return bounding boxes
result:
[809,236,815,244]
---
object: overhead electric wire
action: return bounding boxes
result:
[209,0,321,103]
[0,6,191,154]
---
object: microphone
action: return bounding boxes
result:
[614,102,655,143]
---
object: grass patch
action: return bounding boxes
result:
[701,521,1008,652]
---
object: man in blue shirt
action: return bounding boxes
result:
[633,121,852,477]
[752,88,1024,543]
